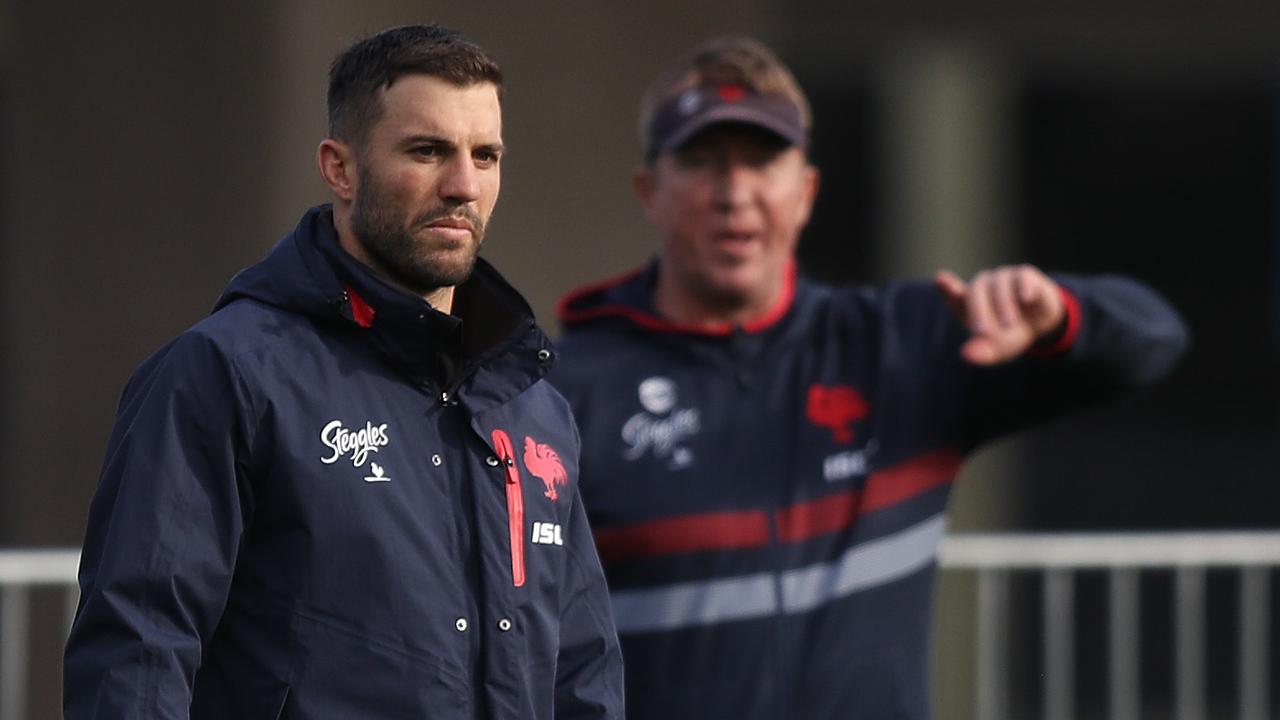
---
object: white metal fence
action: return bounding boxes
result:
[941,531,1280,720]
[0,549,80,720]
[3,534,1279,719]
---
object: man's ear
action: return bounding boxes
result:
[796,163,820,228]
[317,139,356,202]
[632,164,656,220]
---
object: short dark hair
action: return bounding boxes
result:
[327,24,503,146]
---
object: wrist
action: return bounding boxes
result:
[1030,287,1081,356]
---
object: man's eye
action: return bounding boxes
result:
[674,151,712,169]
[744,151,779,168]
[412,146,442,158]
[476,149,504,169]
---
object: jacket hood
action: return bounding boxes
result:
[556,259,798,337]
[215,204,351,320]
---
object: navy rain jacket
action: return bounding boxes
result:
[65,205,624,719]
[551,262,1187,720]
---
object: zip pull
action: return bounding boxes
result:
[490,429,526,588]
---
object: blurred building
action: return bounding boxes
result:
[2,2,1278,718]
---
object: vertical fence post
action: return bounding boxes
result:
[1,585,31,720]
[1044,569,1074,720]
[976,568,1008,720]
[1109,567,1140,720]
[1239,567,1269,720]
[1175,566,1206,720]
[65,585,80,640]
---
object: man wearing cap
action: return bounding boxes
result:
[550,37,1187,719]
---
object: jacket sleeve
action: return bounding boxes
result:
[554,484,625,719]
[953,274,1189,448]
[64,332,254,719]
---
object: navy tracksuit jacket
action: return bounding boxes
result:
[551,261,1187,720]
[64,206,624,719]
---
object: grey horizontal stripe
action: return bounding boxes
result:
[609,572,779,634]
[611,514,948,634]
[781,514,947,613]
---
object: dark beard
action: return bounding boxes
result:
[350,170,487,297]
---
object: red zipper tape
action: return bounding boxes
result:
[490,429,526,587]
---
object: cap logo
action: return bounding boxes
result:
[717,84,746,103]
[647,82,807,160]
[677,89,702,116]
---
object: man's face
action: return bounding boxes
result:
[349,75,503,295]
[637,124,817,313]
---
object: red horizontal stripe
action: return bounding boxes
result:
[774,448,962,544]
[861,448,963,514]
[594,447,962,562]
[594,510,771,562]
[775,490,859,543]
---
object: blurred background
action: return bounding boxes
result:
[1,1,1278,718]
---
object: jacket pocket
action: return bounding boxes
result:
[491,429,526,587]
[287,608,471,716]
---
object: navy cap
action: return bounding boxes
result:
[645,83,807,160]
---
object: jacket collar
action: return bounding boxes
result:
[218,205,555,408]
[556,258,798,338]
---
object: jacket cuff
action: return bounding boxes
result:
[1030,286,1081,356]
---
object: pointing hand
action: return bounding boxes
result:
[934,265,1067,365]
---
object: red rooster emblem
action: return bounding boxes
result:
[806,384,869,444]
[523,436,569,502]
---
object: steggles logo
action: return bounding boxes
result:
[621,376,699,469]
[320,419,390,467]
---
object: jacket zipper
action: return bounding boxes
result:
[490,429,526,587]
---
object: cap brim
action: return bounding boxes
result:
[657,104,806,156]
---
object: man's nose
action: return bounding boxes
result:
[439,157,482,203]
[712,160,754,211]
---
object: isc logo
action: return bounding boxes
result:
[531,522,564,546]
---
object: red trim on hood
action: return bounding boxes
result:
[555,266,649,325]
[345,285,376,328]
[1030,287,1081,356]
[556,261,797,337]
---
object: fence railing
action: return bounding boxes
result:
[940,531,1280,720]
[4,533,1280,720]
[0,549,80,720]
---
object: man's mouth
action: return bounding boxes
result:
[417,214,478,243]
[714,230,758,244]
[426,217,474,232]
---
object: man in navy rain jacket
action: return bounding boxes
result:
[65,25,623,719]
[551,37,1187,720]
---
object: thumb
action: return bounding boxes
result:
[934,270,968,320]
[1013,268,1066,336]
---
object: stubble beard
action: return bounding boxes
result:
[350,169,488,298]
[684,255,783,320]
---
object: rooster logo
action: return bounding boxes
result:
[523,436,569,501]
[806,384,870,444]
